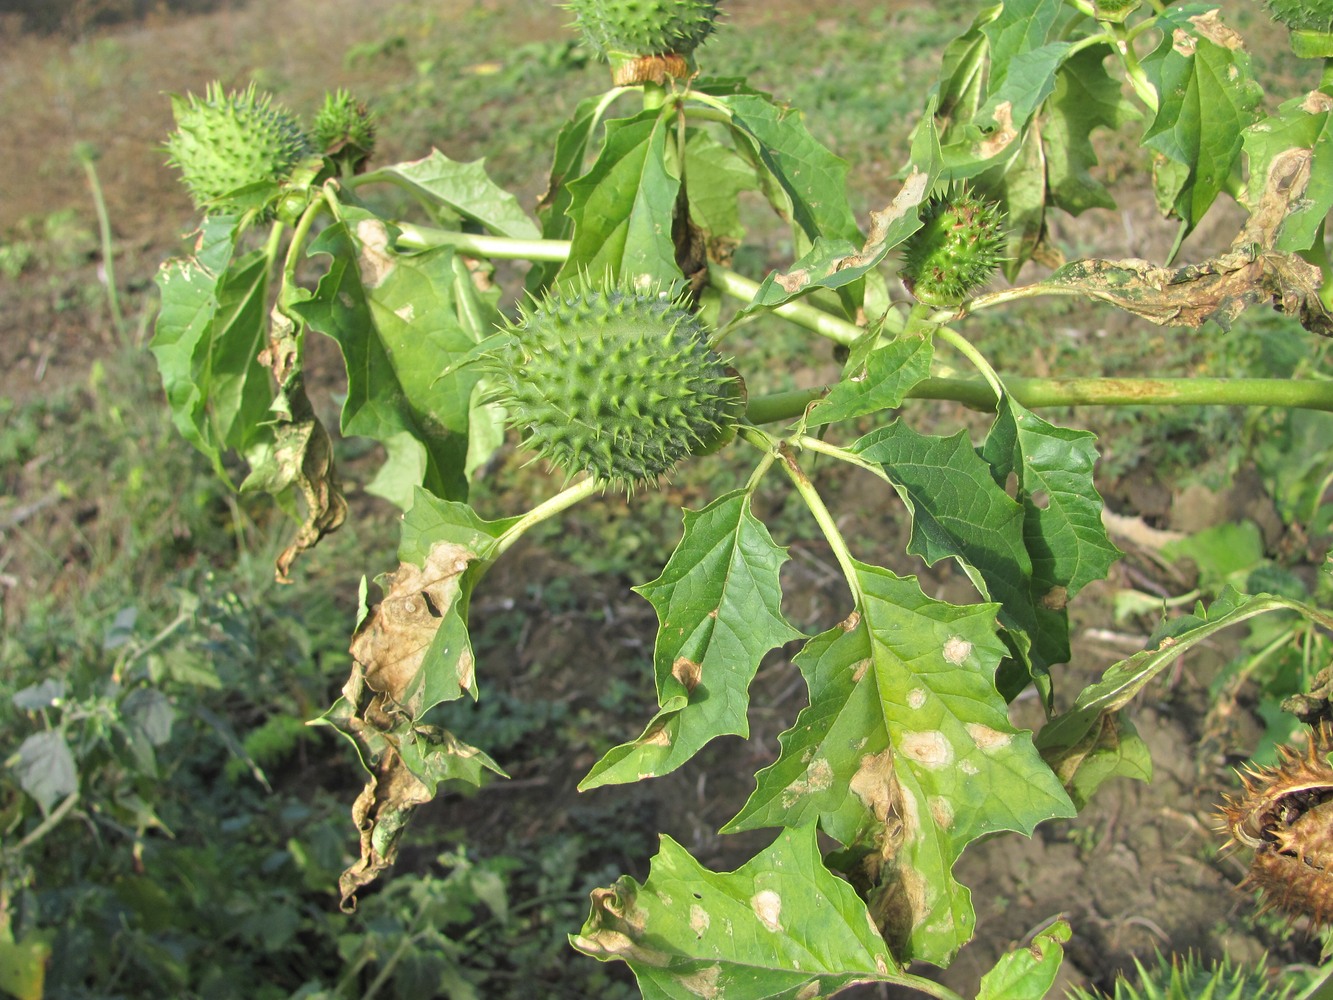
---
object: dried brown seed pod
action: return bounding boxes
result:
[1218,722,1333,929]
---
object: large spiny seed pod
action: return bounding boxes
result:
[899,189,1007,307]
[1264,0,1333,56]
[1218,722,1333,930]
[565,0,722,84]
[482,282,743,491]
[165,83,310,216]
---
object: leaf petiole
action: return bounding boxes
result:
[936,325,1005,404]
[492,476,602,559]
[740,425,865,608]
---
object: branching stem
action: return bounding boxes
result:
[493,477,602,559]
[740,426,864,607]
[936,325,1005,403]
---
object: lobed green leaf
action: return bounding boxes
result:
[572,826,904,998]
[1141,6,1264,233]
[580,491,802,790]
[557,106,682,287]
[151,215,274,480]
[292,207,482,507]
[361,149,540,239]
[727,563,1073,965]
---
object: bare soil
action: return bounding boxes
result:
[0,0,1323,996]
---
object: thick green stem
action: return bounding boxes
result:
[744,376,1333,425]
[382,225,1333,415]
[936,325,1004,402]
[393,223,570,261]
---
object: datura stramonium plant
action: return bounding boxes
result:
[477,281,744,492]
[564,0,723,83]
[164,83,309,216]
[1219,723,1333,932]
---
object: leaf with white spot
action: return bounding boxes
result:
[573,825,917,999]
[580,491,802,790]
[726,563,1073,966]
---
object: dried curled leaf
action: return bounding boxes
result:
[1042,130,1333,336]
[1045,249,1329,334]
[246,305,348,582]
[324,531,504,910]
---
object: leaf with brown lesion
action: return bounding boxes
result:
[320,496,518,909]
[244,304,348,582]
[1038,136,1332,336]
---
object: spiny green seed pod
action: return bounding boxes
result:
[313,89,376,172]
[565,0,722,83]
[165,83,309,216]
[1264,0,1333,56]
[481,281,742,490]
[1065,951,1293,1000]
[900,190,1007,307]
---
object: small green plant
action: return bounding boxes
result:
[118,0,1333,994]
[1066,951,1301,999]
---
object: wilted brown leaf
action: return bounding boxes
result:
[249,306,348,582]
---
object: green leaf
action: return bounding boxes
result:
[976,918,1071,999]
[151,215,274,479]
[557,106,682,286]
[580,491,802,790]
[1244,91,1333,254]
[807,332,934,427]
[1037,589,1333,768]
[0,930,50,1000]
[852,422,1043,672]
[977,41,1071,132]
[12,730,77,814]
[1046,44,1140,215]
[527,92,619,294]
[981,398,1122,601]
[572,826,904,998]
[292,208,483,507]
[1141,6,1264,231]
[742,107,942,314]
[362,150,539,238]
[727,564,1073,965]
[720,91,863,249]
[980,0,1062,87]
[1044,712,1152,810]
[683,127,757,248]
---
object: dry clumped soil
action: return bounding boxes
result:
[0,0,1321,996]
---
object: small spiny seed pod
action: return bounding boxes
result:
[1066,951,1293,999]
[481,280,743,491]
[165,83,310,216]
[313,89,377,174]
[1264,0,1333,56]
[1218,722,1333,931]
[565,0,722,84]
[900,189,1007,307]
